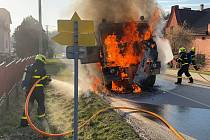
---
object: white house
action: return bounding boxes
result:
[0,8,12,53]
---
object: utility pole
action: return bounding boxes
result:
[46,25,49,57]
[38,0,43,54]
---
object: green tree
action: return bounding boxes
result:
[13,16,52,58]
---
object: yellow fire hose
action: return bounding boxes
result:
[25,79,185,140]
[198,73,210,83]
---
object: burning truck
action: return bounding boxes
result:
[96,17,161,93]
[67,17,161,94]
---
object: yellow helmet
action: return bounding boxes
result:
[191,47,196,52]
[35,54,47,64]
[179,47,186,53]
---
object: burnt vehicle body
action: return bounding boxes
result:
[98,19,161,92]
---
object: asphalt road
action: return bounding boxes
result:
[115,74,210,109]
[113,74,210,140]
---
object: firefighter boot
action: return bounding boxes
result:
[38,117,50,139]
[188,77,194,83]
[175,77,182,85]
[19,118,29,127]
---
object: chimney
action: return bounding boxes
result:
[200,4,204,11]
[172,5,179,10]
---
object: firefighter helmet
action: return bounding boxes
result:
[35,54,47,64]
[179,47,186,53]
[191,47,196,52]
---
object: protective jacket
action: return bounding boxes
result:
[22,61,49,92]
[177,52,189,66]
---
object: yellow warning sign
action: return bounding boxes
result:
[52,12,96,46]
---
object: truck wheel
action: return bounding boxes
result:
[105,81,112,90]
[141,75,156,90]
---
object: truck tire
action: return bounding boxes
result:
[105,81,112,90]
[141,75,156,90]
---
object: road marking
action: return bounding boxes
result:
[162,89,210,108]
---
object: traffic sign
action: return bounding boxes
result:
[53,32,96,46]
[57,20,94,33]
[52,12,96,46]
[66,46,99,64]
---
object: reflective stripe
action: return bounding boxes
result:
[33,76,41,79]
[177,76,182,78]
[38,114,45,118]
[41,75,49,80]
[179,58,183,61]
[182,63,189,65]
[188,76,192,78]
[36,84,44,87]
[22,116,27,120]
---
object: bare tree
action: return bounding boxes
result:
[166,26,194,55]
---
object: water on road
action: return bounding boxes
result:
[137,103,210,140]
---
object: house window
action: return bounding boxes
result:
[202,37,206,40]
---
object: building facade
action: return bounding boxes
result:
[0,8,12,53]
[165,5,210,71]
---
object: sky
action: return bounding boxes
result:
[0,0,210,33]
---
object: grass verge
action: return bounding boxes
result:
[45,58,141,140]
[45,90,140,140]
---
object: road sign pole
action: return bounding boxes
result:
[73,21,79,140]
[52,13,96,140]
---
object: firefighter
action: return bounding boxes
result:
[188,47,199,71]
[175,47,193,84]
[20,54,51,130]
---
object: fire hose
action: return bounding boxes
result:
[25,79,185,140]
[198,73,210,83]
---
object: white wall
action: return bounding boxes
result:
[0,9,11,53]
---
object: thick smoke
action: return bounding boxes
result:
[80,0,157,22]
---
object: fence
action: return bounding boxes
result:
[0,56,35,109]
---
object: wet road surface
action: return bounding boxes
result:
[135,103,210,140]
[114,74,210,140]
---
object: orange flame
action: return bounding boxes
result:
[112,81,125,93]
[132,84,142,94]
[91,76,101,91]
[144,29,152,40]
[103,22,152,94]
[104,22,144,68]
[121,72,128,79]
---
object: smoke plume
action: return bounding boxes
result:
[80,0,157,22]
